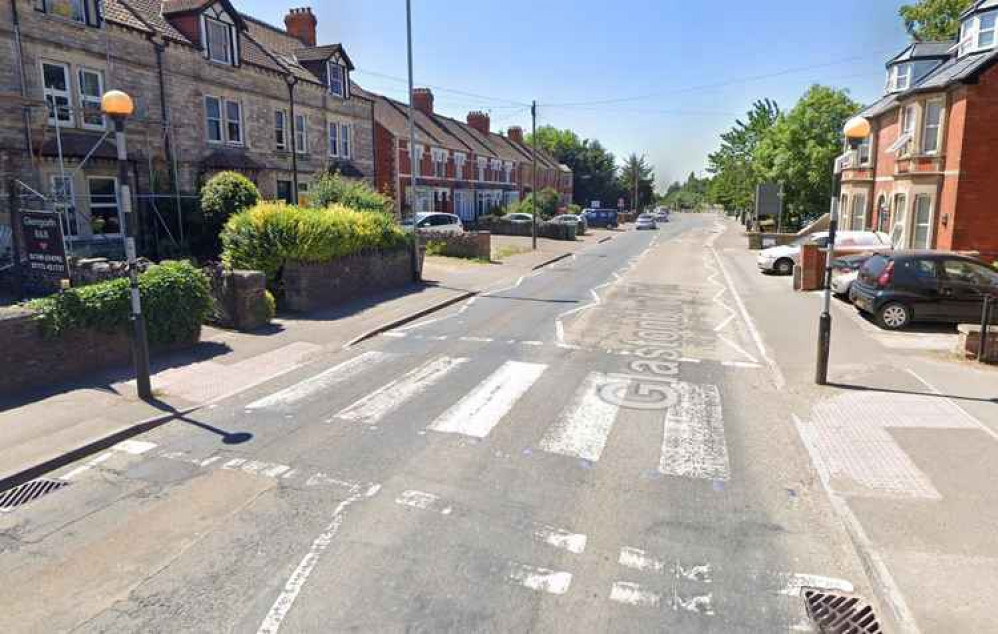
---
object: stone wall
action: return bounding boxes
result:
[423,231,491,260]
[475,218,577,241]
[957,324,998,363]
[0,306,198,396]
[282,246,419,312]
[205,265,272,331]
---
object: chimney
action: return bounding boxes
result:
[507,126,524,144]
[285,8,317,47]
[413,88,434,116]
[467,111,490,135]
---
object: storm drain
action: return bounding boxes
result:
[804,589,881,633]
[0,479,70,512]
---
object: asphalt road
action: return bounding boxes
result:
[0,214,873,633]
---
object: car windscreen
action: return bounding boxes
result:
[860,255,888,281]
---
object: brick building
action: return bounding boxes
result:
[364,87,572,221]
[841,0,998,262]
[1,0,373,257]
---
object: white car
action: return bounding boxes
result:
[402,212,464,234]
[757,231,890,275]
[550,214,587,231]
[505,213,534,224]
[635,213,658,230]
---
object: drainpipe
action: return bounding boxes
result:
[286,75,299,203]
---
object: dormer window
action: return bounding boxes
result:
[200,6,239,66]
[34,0,100,27]
[328,62,348,98]
[959,10,997,56]
[887,63,913,92]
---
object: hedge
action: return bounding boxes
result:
[220,202,410,283]
[475,216,577,241]
[308,173,393,214]
[29,261,212,346]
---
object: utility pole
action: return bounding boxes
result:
[405,0,421,280]
[633,155,641,215]
[531,100,537,250]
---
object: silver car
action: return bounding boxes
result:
[635,213,658,230]
[401,212,464,234]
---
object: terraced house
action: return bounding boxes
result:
[366,87,572,221]
[0,0,373,257]
[841,0,998,262]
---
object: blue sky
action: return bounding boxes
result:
[242,0,914,190]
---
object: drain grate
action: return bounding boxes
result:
[804,589,882,633]
[0,478,70,512]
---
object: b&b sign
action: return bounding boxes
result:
[22,211,69,279]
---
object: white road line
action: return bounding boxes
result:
[618,546,666,573]
[555,320,565,343]
[906,369,998,442]
[395,490,453,515]
[459,336,494,343]
[539,372,623,462]
[247,352,391,411]
[778,573,854,597]
[429,361,547,438]
[60,452,113,481]
[113,440,157,455]
[721,361,762,369]
[520,340,544,346]
[533,525,587,554]
[659,383,731,481]
[716,334,759,364]
[792,414,921,633]
[336,356,468,425]
[508,563,573,595]
[609,582,661,607]
[397,317,443,332]
[710,247,786,390]
[678,357,702,364]
[382,332,408,338]
[256,483,380,634]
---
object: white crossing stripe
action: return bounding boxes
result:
[429,361,547,438]
[247,351,391,410]
[538,372,622,461]
[618,546,666,573]
[395,490,453,515]
[508,563,572,595]
[609,581,661,607]
[336,356,469,425]
[658,383,731,481]
[533,525,587,554]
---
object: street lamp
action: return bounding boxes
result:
[102,89,152,400]
[816,115,870,385]
[405,0,421,281]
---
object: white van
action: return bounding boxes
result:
[757,231,890,275]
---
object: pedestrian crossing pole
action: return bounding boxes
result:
[531,100,538,251]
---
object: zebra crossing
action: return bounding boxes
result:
[246,351,731,480]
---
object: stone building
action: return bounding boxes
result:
[1,0,373,257]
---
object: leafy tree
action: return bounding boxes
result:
[706,99,780,212]
[528,126,624,207]
[309,172,392,214]
[753,85,861,226]
[618,154,656,211]
[508,187,561,220]
[899,0,973,40]
[201,171,260,227]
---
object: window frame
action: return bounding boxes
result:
[477,157,487,182]
[454,152,467,179]
[87,176,122,238]
[275,109,288,150]
[328,121,339,157]
[912,194,934,249]
[340,123,351,159]
[431,148,448,178]
[203,15,234,65]
[77,67,105,130]
[42,61,74,127]
[205,95,223,143]
[921,99,944,155]
[891,193,908,249]
[224,99,243,146]
[35,0,98,26]
[327,62,347,98]
[978,12,997,50]
[294,113,308,154]
[850,193,867,231]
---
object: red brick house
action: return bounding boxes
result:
[841,0,998,262]
[362,87,572,221]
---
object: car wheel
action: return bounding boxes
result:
[877,302,911,330]
[774,258,794,275]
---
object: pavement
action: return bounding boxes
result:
[0,215,994,632]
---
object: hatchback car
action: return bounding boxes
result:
[635,214,658,230]
[505,213,534,224]
[850,251,998,330]
[402,212,464,234]
[829,253,874,299]
[550,214,587,233]
[583,209,619,229]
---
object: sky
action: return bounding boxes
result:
[241,0,915,191]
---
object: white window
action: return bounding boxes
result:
[959,19,974,56]
[36,0,97,25]
[454,152,467,179]
[959,12,997,56]
[477,157,487,181]
[921,100,943,154]
[328,122,339,156]
[888,63,913,92]
[328,62,347,98]
[857,136,872,166]
[295,114,307,154]
[850,194,867,231]
[204,17,233,65]
[340,123,351,158]
[51,175,78,237]
[77,68,104,130]
[42,62,73,126]
[205,96,223,143]
[897,104,916,156]
[225,100,242,145]
[979,12,997,49]
[490,159,502,182]
[88,177,122,237]
[913,195,933,248]
[275,110,288,150]
[431,148,448,178]
[891,193,908,249]
[503,161,514,183]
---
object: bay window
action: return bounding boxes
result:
[958,11,997,56]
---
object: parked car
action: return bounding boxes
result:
[635,213,658,230]
[653,210,669,222]
[505,213,534,224]
[550,214,587,233]
[850,251,998,330]
[757,231,890,276]
[401,212,464,234]
[829,253,874,299]
[583,209,619,229]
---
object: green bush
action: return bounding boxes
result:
[201,171,261,226]
[220,202,409,283]
[30,261,212,346]
[308,173,393,214]
[425,241,448,256]
[508,188,561,220]
[567,203,582,216]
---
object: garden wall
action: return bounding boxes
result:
[282,246,421,312]
[475,218,577,241]
[423,231,491,260]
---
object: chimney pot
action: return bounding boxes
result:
[467,111,491,135]
[412,88,434,116]
[285,7,317,48]
[507,126,524,144]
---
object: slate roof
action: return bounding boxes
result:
[961,0,998,19]
[889,41,955,63]
[294,44,355,70]
[909,48,998,92]
[857,93,898,119]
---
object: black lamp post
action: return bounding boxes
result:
[102,89,152,400]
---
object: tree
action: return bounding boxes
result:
[706,99,780,212]
[753,85,861,227]
[899,0,973,40]
[309,172,392,214]
[618,153,656,211]
[527,126,624,207]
